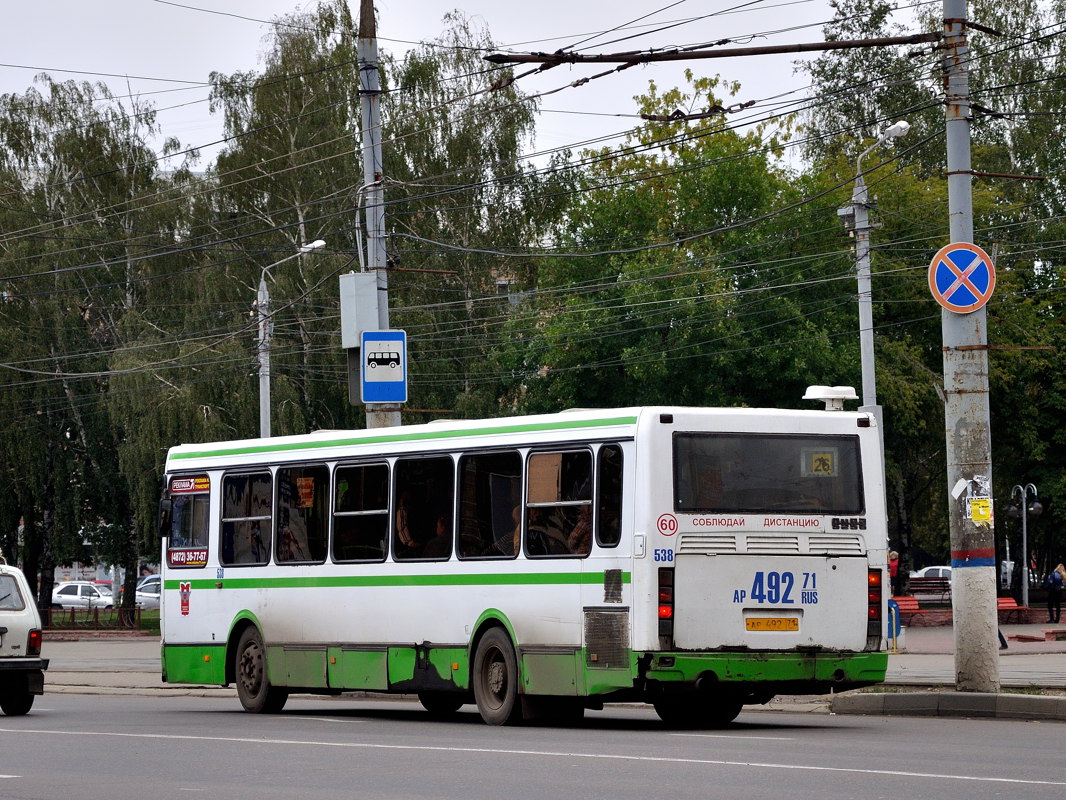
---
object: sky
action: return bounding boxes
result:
[0,0,851,162]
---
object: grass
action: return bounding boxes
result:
[46,607,159,635]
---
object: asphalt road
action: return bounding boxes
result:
[1,692,1063,800]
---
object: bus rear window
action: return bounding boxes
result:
[673,433,863,515]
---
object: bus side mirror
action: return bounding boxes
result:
[158,498,172,539]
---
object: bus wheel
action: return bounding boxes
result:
[235,627,289,714]
[473,628,522,725]
[654,694,742,728]
[418,691,465,716]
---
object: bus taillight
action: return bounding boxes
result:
[867,568,883,649]
[658,567,674,640]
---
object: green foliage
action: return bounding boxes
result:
[0,0,1064,584]
[499,73,848,413]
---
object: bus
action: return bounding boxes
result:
[157,389,888,726]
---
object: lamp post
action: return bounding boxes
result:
[257,240,327,438]
[837,120,910,428]
[1007,483,1041,608]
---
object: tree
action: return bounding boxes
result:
[380,11,573,419]
[497,73,856,413]
[0,75,188,599]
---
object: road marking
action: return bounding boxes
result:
[0,775,21,779]
[2,728,1064,787]
[671,733,794,741]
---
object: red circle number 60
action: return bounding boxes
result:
[656,514,678,536]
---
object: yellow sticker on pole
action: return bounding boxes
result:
[969,497,992,524]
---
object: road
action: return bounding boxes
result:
[1,692,1063,800]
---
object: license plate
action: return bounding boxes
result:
[746,617,799,632]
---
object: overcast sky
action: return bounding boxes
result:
[0,0,852,161]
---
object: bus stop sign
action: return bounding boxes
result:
[928,242,995,313]
[360,330,407,404]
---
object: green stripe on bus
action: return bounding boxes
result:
[165,571,632,591]
[169,415,639,460]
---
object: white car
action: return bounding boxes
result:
[0,558,49,715]
[51,581,114,609]
[909,565,952,580]
[135,574,161,610]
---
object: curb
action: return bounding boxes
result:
[832,691,1066,722]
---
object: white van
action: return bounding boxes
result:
[0,555,48,715]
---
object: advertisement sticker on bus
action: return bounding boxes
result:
[169,548,208,568]
[171,475,210,494]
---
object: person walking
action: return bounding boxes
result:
[1046,563,1065,624]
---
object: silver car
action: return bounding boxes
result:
[51,581,113,609]
[134,575,161,610]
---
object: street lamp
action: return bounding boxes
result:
[1006,483,1042,608]
[837,120,911,427]
[257,240,327,438]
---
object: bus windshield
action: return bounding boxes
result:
[673,433,864,515]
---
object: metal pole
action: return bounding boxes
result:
[942,0,998,693]
[258,275,271,438]
[1020,492,1029,609]
[1012,483,1038,608]
[256,241,327,439]
[358,0,401,429]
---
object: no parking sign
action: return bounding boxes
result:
[928,242,996,313]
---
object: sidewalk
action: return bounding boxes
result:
[888,622,1066,689]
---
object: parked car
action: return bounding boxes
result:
[51,581,113,609]
[135,574,161,609]
[0,557,49,715]
[909,565,952,580]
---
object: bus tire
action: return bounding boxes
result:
[472,627,522,726]
[235,627,289,714]
[0,688,34,716]
[653,694,742,728]
[418,691,465,716]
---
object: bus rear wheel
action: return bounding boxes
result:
[472,628,522,726]
[418,691,466,716]
[235,627,289,714]
[653,693,743,728]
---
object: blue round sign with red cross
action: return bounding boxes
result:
[928,242,996,313]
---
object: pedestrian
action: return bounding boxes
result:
[888,550,900,596]
[1046,563,1065,624]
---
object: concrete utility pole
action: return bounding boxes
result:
[358,0,401,428]
[840,120,910,436]
[942,0,998,693]
[258,240,327,438]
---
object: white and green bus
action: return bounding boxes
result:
[157,391,888,726]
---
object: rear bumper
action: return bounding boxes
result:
[0,659,48,695]
[643,651,888,693]
[0,658,49,672]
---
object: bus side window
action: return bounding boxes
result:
[457,451,521,559]
[596,444,623,548]
[221,472,272,566]
[333,463,389,562]
[168,493,210,549]
[276,465,328,564]
[393,456,454,561]
[526,450,591,558]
